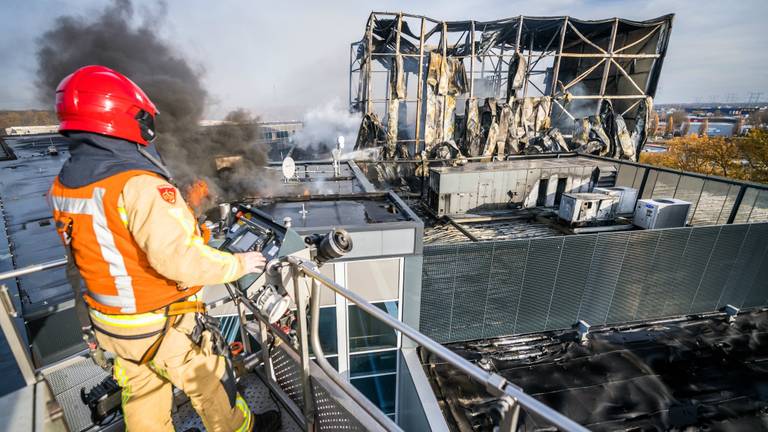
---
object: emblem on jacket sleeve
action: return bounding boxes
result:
[157,185,177,204]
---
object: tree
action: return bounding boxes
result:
[748,110,768,128]
[737,129,768,182]
[664,116,675,136]
[680,120,690,136]
[649,111,660,138]
[698,118,709,136]
[734,117,745,136]
[640,134,743,179]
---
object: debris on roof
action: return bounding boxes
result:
[426,310,768,431]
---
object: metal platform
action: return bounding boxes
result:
[45,355,301,432]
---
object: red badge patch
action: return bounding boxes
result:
[157,185,177,204]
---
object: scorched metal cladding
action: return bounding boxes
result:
[350,12,673,162]
[426,311,768,431]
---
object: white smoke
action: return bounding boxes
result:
[292,99,360,155]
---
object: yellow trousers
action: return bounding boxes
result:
[91,310,252,432]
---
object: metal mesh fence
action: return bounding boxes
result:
[269,343,368,431]
[420,223,768,343]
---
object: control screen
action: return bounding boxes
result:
[219,206,288,292]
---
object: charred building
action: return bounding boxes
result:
[350,13,673,162]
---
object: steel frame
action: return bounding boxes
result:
[350,12,673,154]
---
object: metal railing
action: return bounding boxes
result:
[0,258,68,386]
[1,256,587,431]
[281,256,588,432]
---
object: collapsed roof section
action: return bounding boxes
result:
[350,12,673,162]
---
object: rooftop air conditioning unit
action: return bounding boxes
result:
[593,186,638,215]
[632,198,691,229]
[559,193,617,225]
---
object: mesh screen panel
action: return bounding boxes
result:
[270,344,370,430]
[420,223,768,343]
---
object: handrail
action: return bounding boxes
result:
[307,277,400,431]
[0,259,66,387]
[0,258,68,282]
[286,256,589,432]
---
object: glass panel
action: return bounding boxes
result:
[326,355,339,371]
[749,190,768,223]
[351,374,396,415]
[615,164,638,188]
[734,187,759,224]
[692,180,730,226]
[651,171,679,198]
[348,302,398,352]
[309,307,337,356]
[717,184,742,224]
[642,170,658,199]
[347,259,400,302]
[673,176,704,223]
[349,350,397,378]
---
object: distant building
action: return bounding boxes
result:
[257,120,302,145]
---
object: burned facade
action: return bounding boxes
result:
[350,13,673,162]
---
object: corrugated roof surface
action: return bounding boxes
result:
[0,135,71,318]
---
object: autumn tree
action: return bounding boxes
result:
[649,111,660,138]
[737,129,768,182]
[640,134,743,179]
[669,110,688,126]
[748,110,768,128]
[698,118,709,136]
[680,120,691,136]
[664,115,675,136]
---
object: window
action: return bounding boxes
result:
[349,350,397,378]
[348,301,398,352]
[309,306,337,356]
[309,306,339,370]
[346,260,399,302]
[350,374,396,415]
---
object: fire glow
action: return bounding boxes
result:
[185,179,210,212]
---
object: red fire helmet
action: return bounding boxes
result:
[55,65,158,145]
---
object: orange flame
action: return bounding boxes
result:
[185,179,210,212]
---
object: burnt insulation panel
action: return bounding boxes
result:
[426,311,768,431]
[420,223,768,343]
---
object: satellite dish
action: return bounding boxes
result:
[282,156,296,179]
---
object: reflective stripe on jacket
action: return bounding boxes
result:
[50,170,245,314]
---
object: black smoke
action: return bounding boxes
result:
[35,0,267,202]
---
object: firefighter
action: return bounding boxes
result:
[49,65,280,432]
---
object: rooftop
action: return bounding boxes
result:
[428,310,768,431]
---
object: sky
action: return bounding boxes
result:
[0,0,766,120]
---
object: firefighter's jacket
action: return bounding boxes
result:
[50,170,246,315]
